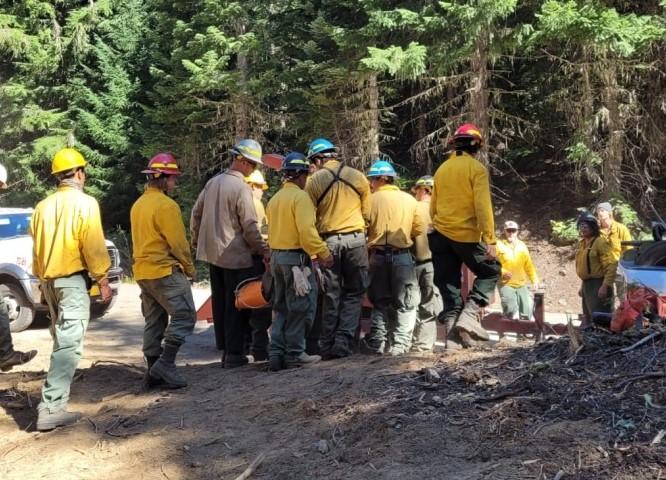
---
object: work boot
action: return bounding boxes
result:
[149,343,187,388]
[443,317,463,350]
[269,355,284,372]
[36,409,82,431]
[454,301,490,341]
[359,337,383,356]
[387,347,406,356]
[0,349,37,372]
[223,354,249,369]
[143,355,163,389]
[285,353,321,368]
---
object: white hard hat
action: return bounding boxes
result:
[0,164,7,188]
[504,220,519,230]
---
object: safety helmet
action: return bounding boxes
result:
[142,152,182,176]
[449,123,484,147]
[245,170,268,190]
[229,139,263,164]
[367,160,397,178]
[281,152,310,173]
[504,220,519,230]
[51,148,87,175]
[413,175,434,190]
[577,212,599,231]
[0,164,7,189]
[306,137,337,159]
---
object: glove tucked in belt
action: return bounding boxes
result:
[292,266,313,297]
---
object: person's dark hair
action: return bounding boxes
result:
[452,138,481,154]
[56,167,84,182]
[147,175,170,190]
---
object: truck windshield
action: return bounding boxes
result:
[0,213,32,238]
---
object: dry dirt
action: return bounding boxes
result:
[2,257,663,479]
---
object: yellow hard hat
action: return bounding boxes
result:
[245,170,268,190]
[51,148,87,175]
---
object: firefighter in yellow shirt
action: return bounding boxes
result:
[409,175,443,352]
[360,161,426,356]
[496,221,539,320]
[304,137,371,359]
[575,213,616,324]
[266,152,333,371]
[131,153,196,389]
[429,124,500,348]
[244,167,271,360]
[595,202,632,261]
[30,148,112,431]
[245,170,269,236]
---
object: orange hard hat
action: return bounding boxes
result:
[235,277,270,310]
[142,152,182,176]
[449,123,484,146]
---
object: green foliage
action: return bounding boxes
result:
[550,218,580,245]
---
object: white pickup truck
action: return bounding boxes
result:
[0,208,123,332]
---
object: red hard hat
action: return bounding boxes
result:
[142,152,181,176]
[449,123,484,146]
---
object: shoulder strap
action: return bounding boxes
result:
[315,163,362,205]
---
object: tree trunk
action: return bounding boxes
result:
[233,24,249,140]
[600,61,623,196]
[366,73,380,167]
[469,32,490,164]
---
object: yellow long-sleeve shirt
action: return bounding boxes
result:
[305,160,371,234]
[367,185,426,249]
[253,196,268,237]
[413,199,433,261]
[266,182,331,258]
[30,185,110,281]
[575,236,617,287]
[600,221,632,261]
[496,238,539,288]
[431,151,497,244]
[130,187,195,281]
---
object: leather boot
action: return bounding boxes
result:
[149,343,187,388]
[36,409,82,431]
[0,350,37,372]
[143,355,163,389]
[285,353,321,368]
[455,301,490,341]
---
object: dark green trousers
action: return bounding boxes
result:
[270,251,318,359]
[138,270,196,357]
[428,231,501,321]
[581,277,613,319]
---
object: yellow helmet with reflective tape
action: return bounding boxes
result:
[51,148,87,175]
[245,170,268,190]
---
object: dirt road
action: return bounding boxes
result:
[2,285,664,479]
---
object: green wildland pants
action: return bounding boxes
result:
[411,261,443,352]
[365,251,419,354]
[581,277,613,320]
[39,274,90,413]
[0,297,14,360]
[428,231,501,322]
[270,251,318,360]
[499,284,533,320]
[137,269,196,357]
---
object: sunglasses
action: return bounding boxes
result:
[505,228,518,233]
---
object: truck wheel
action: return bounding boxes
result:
[0,282,35,332]
[635,242,666,267]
